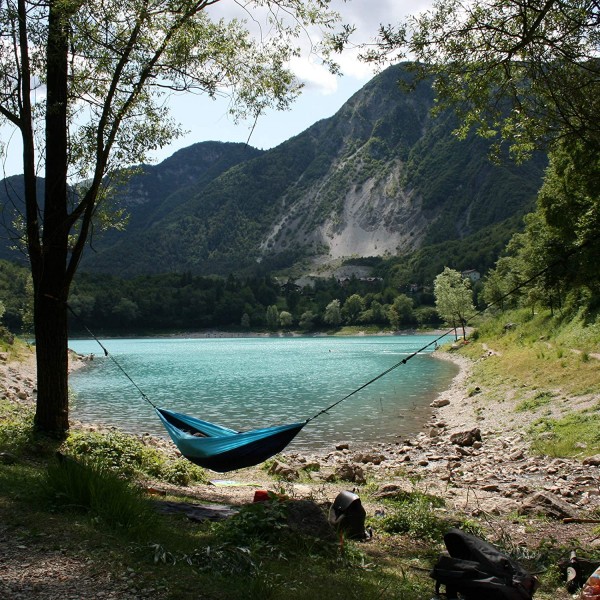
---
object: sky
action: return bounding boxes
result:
[0,0,432,178]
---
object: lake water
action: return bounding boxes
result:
[68,335,458,452]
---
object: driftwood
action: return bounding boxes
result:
[562,518,600,524]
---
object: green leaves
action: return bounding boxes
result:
[434,267,475,332]
[370,0,600,158]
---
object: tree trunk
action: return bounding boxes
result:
[32,0,71,436]
[33,290,69,435]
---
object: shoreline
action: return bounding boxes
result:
[4,344,599,538]
[68,327,460,340]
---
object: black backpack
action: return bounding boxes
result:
[430,528,539,599]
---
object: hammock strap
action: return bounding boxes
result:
[306,328,452,423]
[66,304,157,410]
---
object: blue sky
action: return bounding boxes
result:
[148,0,431,162]
[0,0,431,177]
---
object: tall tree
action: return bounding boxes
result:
[0,0,342,436]
[323,298,342,327]
[434,267,475,339]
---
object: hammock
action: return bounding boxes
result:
[155,408,307,472]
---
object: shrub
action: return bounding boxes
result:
[376,492,447,541]
[63,429,207,484]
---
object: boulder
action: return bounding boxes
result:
[268,460,299,481]
[450,428,482,447]
[431,397,450,408]
[330,462,366,485]
[518,491,579,519]
[582,454,600,466]
[353,452,385,465]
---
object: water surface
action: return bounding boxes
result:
[68,335,457,451]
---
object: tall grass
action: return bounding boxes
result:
[45,455,157,538]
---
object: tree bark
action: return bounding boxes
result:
[32,0,71,436]
[33,292,69,435]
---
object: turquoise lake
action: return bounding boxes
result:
[68,335,458,451]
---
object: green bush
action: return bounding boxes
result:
[376,492,447,541]
[63,429,207,484]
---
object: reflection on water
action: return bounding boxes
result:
[68,335,458,451]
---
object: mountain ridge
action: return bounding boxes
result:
[0,63,547,279]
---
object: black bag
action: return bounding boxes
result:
[430,528,539,599]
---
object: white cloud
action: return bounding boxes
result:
[289,56,340,94]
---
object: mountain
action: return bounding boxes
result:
[0,63,547,278]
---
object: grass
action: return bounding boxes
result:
[530,409,600,457]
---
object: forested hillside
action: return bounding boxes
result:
[0,63,545,279]
[79,64,545,277]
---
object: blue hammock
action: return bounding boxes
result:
[156,408,307,472]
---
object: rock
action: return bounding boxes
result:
[372,482,413,500]
[481,484,500,492]
[331,462,366,485]
[335,442,350,451]
[450,428,482,447]
[583,454,600,466]
[353,452,385,465]
[431,397,450,408]
[509,449,525,461]
[268,460,299,481]
[518,491,579,519]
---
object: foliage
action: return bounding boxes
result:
[367,0,600,159]
[376,491,448,541]
[530,410,600,458]
[63,429,207,485]
[482,142,600,319]
[323,299,342,327]
[341,294,364,325]
[266,305,280,331]
[213,497,291,548]
[434,267,475,337]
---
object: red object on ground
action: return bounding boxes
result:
[253,490,270,502]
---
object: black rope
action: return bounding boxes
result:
[66,304,157,410]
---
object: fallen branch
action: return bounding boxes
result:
[563,518,600,524]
